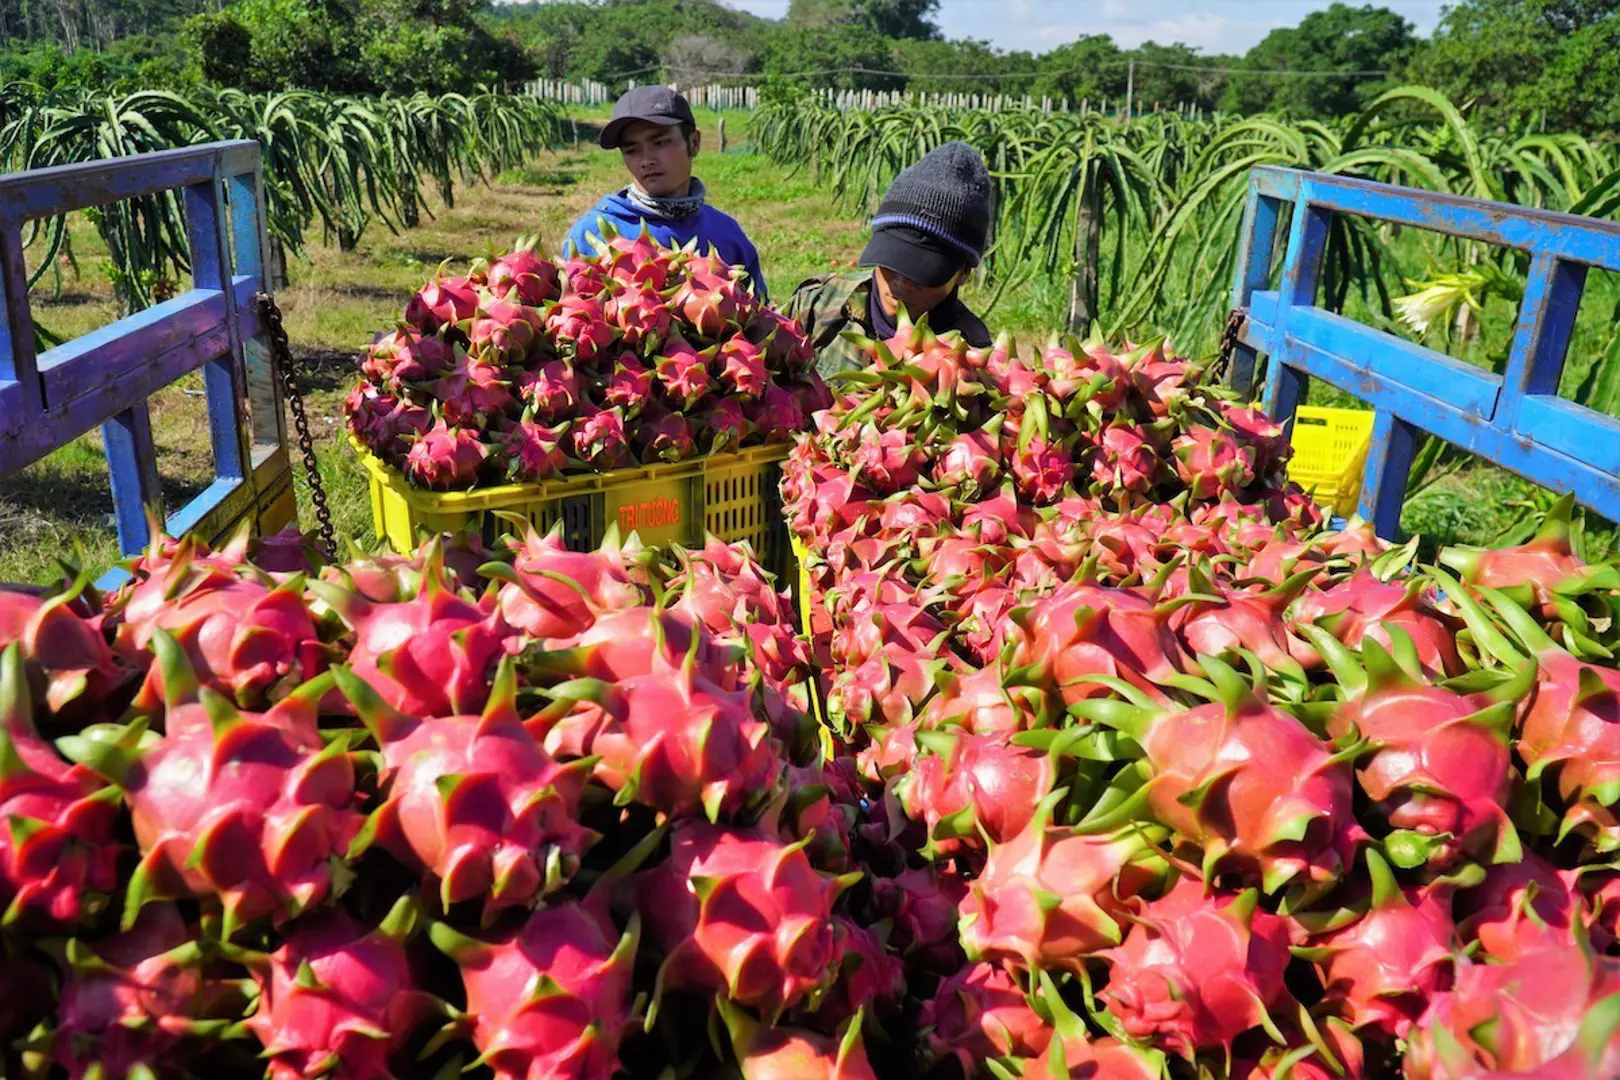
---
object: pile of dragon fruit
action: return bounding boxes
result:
[343,228,829,490]
[779,319,1620,1078]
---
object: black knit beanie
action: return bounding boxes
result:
[869,141,992,266]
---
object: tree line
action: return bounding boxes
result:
[2,0,1618,135]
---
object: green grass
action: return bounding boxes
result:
[1,107,1602,583]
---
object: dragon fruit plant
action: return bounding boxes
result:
[345,226,829,490]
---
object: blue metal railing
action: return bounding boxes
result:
[1229,165,1620,536]
[0,141,294,578]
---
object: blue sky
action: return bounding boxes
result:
[723,0,1450,55]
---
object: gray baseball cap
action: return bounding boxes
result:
[600,87,697,149]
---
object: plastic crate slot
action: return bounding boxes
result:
[560,495,598,551]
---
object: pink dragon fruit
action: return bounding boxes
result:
[336,658,596,916]
[466,296,545,367]
[1221,404,1290,475]
[958,796,1170,975]
[495,414,570,482]
[0,642,122,928]
[1174,426,1257,499]
[1292,571,1464,679]
[428,348,514,425]
[484,246,561,306]
[489,522,647,640]
[654,333,717,409]
[600,354,654,417]
[568,406,634,470]
[47,903,230,1080]
[608,281,673,347]
[1091,424,1162,494]
[1454,852,1590,960]
[748,308,816,374]
[718,1000,877,1080]
[58,632,362,938]
[0,569,129,717]
[362,328,454,390]
[600,224,675,287]
[344,381,398,453]
[1069,656,1364,898]
[1294,850,1456,1039]
[896,730,1058,858]
[405,419,487,490]
[431,899,639,1080]
[541,657,782,820]
[848,426,927,494]
[1011,437,1075,505]
[1308,628,1527,870]
[1101,875,1294,1059]
[787,374,835,417]
[633,820,852,1020]
[748,383,807,441]
[242,897,437,1080]
[673,263,756,338]
[920,963,1054,1072]
[1004,580,1188,708]
[717,334,770,400]
[308,541,510,718]
[546,293,617,366]
[699,396,751,452]
[871,866,967,974]
[516,358,582,423]
[112,533,325,711]
[563,254,608,298]
[813,918,905,1025]
[404,270,479,333]
[634,407,697,463]
[933,429,1002,498]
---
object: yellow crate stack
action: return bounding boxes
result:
[1285,405,1377,517]
[355,439,796,581]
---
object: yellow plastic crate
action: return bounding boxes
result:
[354,438,795,579]
[1286,405,1377,517]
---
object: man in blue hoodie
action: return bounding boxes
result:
[564,86,768,301]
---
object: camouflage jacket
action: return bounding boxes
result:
[785,269,991,378]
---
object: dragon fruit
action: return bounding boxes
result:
[600,224,676,288]
[1173,426,1257,499]
[634,407,697,463]
[1070,656,1363,898]
[717,334,770,399]
[813,918,905,1025]
[672,263,755,338]
[1221,404,1290,475]
[515,358,582,424]
[58,631,361,937]
[0,569,128,717]
[431,899,639,1080]
[1009,971,1167,1080]
[0,642,122,928]
[113,533,325,711]
[563,253,608,299]
[1402,935,1620,1079]
[748,383,807,441]
[336,658,595,916]
[600,354,653,417]
[633,820,853,1020]
[957,794,1170,975]
[569,406,634,471]
[1175,566,1322,685]
[46,902,231,1080]
[608,281,672,347]
[308,542,509,719]
[362,328,454,390]
[1011,437,1075,505]
[847,426,927,494]
[490,523,647,640]
[654,333,717,409]
[404,270,479,334]
[546,293,617,366]
[919,962,1053,1072]
[700,396,752,452]
[933,429,1001,498]
[1101,875,1293,1059]
[405,419,487,490]
[1454,852,1589,960]
[1004,581,1188,708]
[1292,571,1463,678]
[427,348,513,425]
[718,1001,877,1080]
[787,375,835,418]
[896,730,1058,858]
[1091,424,1162,494]
[465,297,544,367]
[494,414,570,483]
[748,307,816,375]
[1292,850,1456,1039]
[870,865,967,974]
[484,245,562,306]
[1439,493,1619,623]
[1308,627,1528,870]
[241,896,437,1080]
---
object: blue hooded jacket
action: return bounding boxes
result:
[563,190,768,302]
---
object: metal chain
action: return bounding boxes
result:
[256,292,336,557]
[1210,306,1247,386]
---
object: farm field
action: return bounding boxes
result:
[1,106,1612,582]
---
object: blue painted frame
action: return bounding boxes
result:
[1228,166,1620,537]
[0,141,294,580]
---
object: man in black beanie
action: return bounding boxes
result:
[786,141,993,376]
